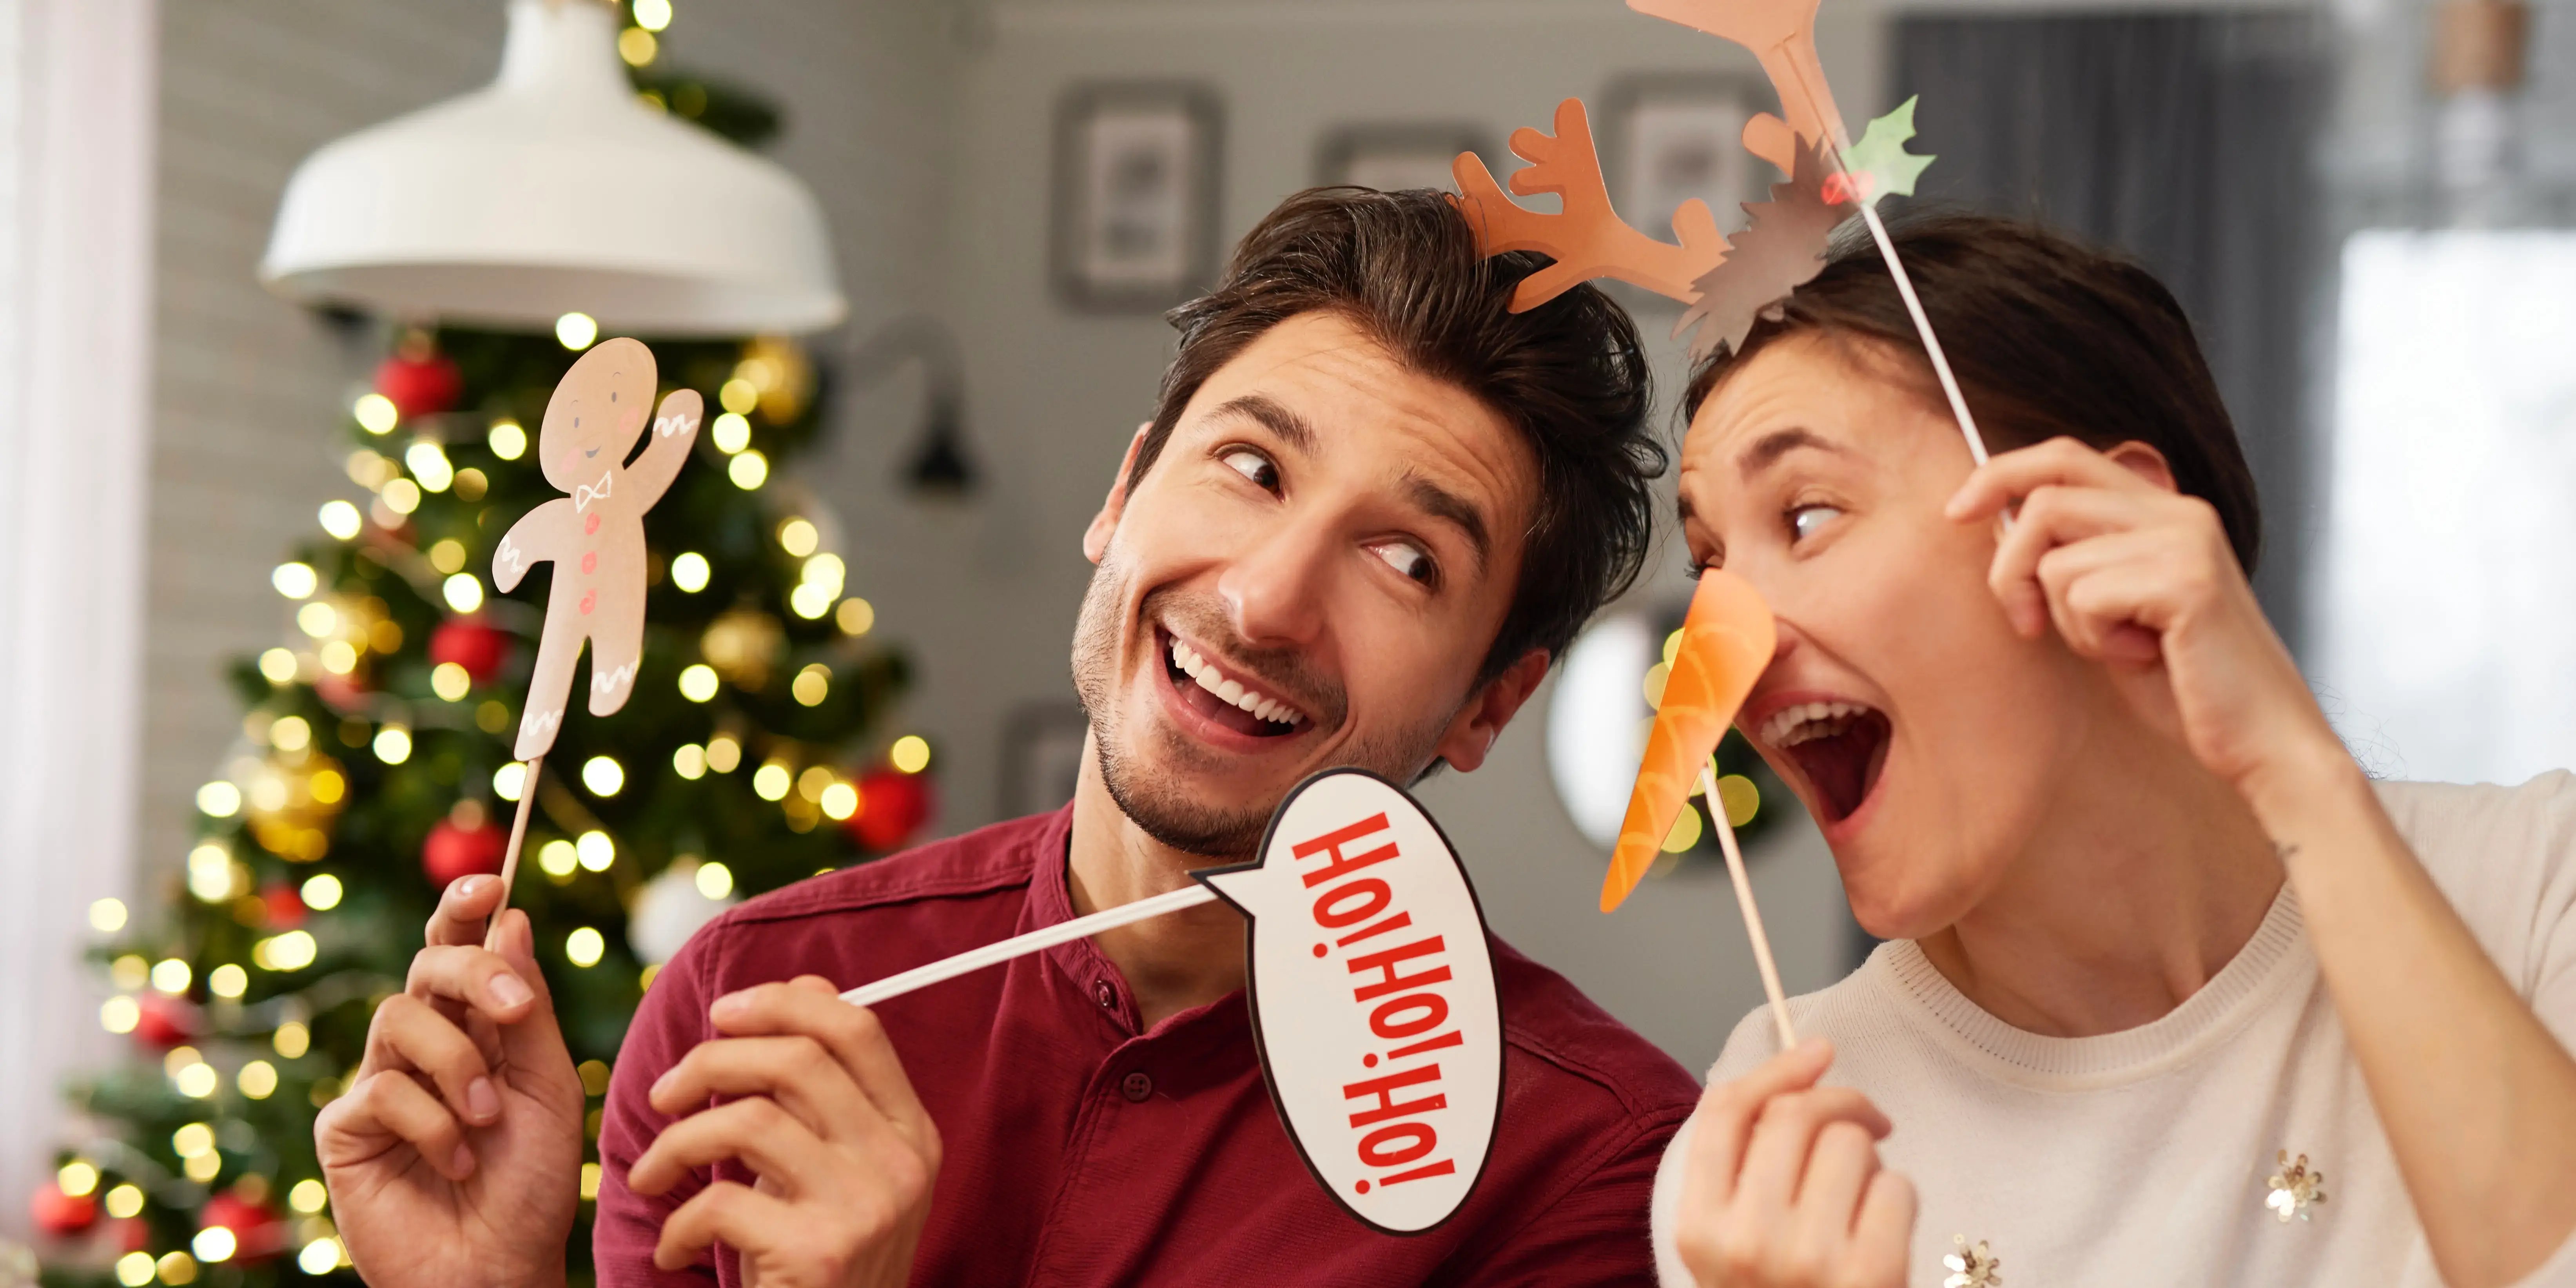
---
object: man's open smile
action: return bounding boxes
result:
[1154,624,1311,749]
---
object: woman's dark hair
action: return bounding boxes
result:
[1686,212,2262,573]
[1130,186,1666,683]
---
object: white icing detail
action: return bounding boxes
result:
[573,470,614,512]
[495,535,528,580]
[591,662,637,696]
[654,412,697,438]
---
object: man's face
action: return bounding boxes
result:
[1071,311,1543,859]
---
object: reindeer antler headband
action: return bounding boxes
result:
[1453,0,1988,463]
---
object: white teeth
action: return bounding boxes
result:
[1761,700,1875,748]
[1166,633,1305,727]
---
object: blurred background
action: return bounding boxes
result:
[0,0,2567,1281]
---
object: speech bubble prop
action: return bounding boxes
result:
[1603,568,1776,913]
[481,337,702,947]
[1198,768,1502,1235]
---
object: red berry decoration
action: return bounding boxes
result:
[201,1190,287,1262]
[423,816,506,886]
[259,880,306,930]
[372,350,463,422]
[846,767,934,853]
[429,616,511,684]
[131,992,201,1049]
[30,1181,98,1236]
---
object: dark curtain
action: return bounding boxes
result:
[1890,14,2330,652]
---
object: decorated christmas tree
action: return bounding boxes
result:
[28,19,934,1284]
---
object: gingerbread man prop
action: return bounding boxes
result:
[493,337,700,759]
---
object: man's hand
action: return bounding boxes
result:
[1673,1039,1914,1288]
[317,875,586,1288]
[631,976,943,1288]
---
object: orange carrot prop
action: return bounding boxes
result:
[1602,569,1776,912]
[1602,568,1793,1047]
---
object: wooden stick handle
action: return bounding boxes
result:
[1703,762,1796,1051]
[839,884,1220,1009]
[485,756,542,951]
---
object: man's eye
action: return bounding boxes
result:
[1221,448,1279,491]
[1789,503,1843,544]
[1370,541,1437,586]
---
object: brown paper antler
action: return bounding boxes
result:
[1451,98,1731,312]
[1627,0,1848,168]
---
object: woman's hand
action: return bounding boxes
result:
[317,876,586,1288]
[1946,437,2342,796]
[1672,1039,1914,1288]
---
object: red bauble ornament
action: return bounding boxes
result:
[429,616,511,684]
[260,880,306,930]
[201,1191,287,1262]
[423,816,506,886]
[846,768,935,853]
[132,992,201,1049]
[30,1181,98,1236]
[314,670,370,713]
[372,351,463,422]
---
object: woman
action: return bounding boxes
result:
[1647,215,2576,1288]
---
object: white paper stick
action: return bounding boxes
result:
[1703,763,1796,1051]
[839,883,1221,1009]
[1779,73,1993,471]
[484,755,542,952]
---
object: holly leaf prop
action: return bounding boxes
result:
[1678,139,1849,360]
[1839,95,1935,201]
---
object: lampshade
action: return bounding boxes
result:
[260,0,845,336]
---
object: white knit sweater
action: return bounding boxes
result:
[1652,774,2576,1287]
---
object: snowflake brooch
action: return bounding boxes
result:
[1942,1235,2003,1288]
[2265,1150,2328,1222]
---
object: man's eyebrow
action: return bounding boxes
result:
[1403,473,1492,574]
[1738,426,1849,478]
[1209,394,1317,456]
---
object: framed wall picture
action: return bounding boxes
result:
[1000,701,1094,820]
[1316,123,1489,196]
[1600,75,1765,250]
[1051,82,1224,312]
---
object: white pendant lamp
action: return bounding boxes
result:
[260,0,845,336]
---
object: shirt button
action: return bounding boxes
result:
[1094,981,1116,1009]
[1120,1071,1154,1102]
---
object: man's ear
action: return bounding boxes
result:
[1083,422,1154,566]
[1431,648,1550,775]
[2105,440,2179,493]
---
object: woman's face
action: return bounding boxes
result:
[1678,333,2097,939]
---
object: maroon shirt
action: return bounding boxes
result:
[597,807,1697,1285]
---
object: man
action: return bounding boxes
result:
[318,188,1698,1285]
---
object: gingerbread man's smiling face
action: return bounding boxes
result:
[539,337,657,493]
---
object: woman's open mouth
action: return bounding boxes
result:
[1759,700,1890,825]
[1160,628,1307,740]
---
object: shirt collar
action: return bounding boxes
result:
[1026,804,1251,1049]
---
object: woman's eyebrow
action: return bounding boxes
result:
[1737,426,1849,479]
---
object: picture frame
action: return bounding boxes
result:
[1050,82,1225,312]
[999,700,1094,820]
[1599,74,1767,263]
[1315,122,1490,196]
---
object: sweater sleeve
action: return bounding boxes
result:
[593,918,726,1288]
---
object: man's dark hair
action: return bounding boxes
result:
[1129,185,1665,684]
[1687,212,2262,573]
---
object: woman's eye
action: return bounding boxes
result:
[1221,448,1279,492]
[1789,503,1843,544]
[1370,541,1437,586]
